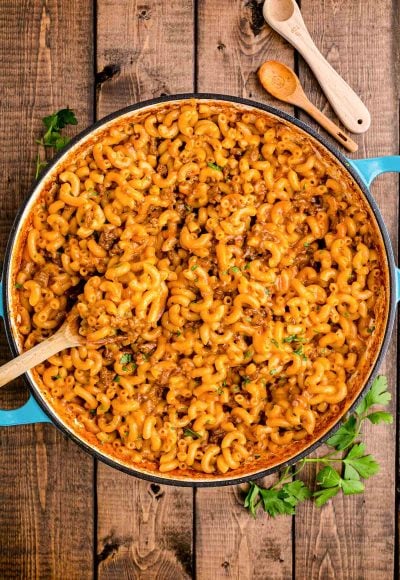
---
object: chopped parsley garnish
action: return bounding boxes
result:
[113,375,120,383]
[216,386,224,395]
[89,409,96,416]
[230,266,240,273]
[120,354,132,365]
[270,339,279,348]
[283,335,305,344]
[244,262,251,270]
[15,283,23,289]
[191,264,199,271]
[184,428,202,439]
[242,376,251,385]
[244,350,253,359]
[207,162,223,172]
[294,346,307,360]
[367,326,376,334]
[304,242,310,248]
[52,374,61,380]
[270,369,279,376]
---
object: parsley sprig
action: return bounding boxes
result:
[244,376,392,517]
[35,108,78,178]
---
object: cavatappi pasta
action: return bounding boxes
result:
[13,101,388,477]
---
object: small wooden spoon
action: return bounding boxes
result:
[258,60,358,153]
[0,314,122,388]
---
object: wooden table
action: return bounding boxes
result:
[0,1,398,578]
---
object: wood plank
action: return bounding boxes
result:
[0,1,94,578]
[294,2,398,579]
[96,0,195,117]
[95,2,195,578]
[196,2,294,579]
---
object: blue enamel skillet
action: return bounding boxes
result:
[0,94,398,487]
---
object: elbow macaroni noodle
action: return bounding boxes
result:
[13,101,388,477]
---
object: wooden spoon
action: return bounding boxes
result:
[0,314,122,388]
[258,61,358,153]
[262,0,371,134]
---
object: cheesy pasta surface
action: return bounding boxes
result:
[14,101,386,477]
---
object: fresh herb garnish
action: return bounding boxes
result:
[294,346,307,360]
[35,108,78,178]
[242,376,251,385]
[120,354,132,365]
[191,264,199,271]
[304,242,310,248]
[52,374,61,380]
[216,386,224,395]
[89,409,96,416]
[207,162,223,172]
[230,266,240,273]
[283,334,305,344]
[244,262,251,270]
[15,283,23,289]
[270,339,279,348]
[243,375,392,517]
[367,325,376,334]
[270,369,279,376]
[113,375,120,383]
[244,350,253,359]
[184,428,202,439]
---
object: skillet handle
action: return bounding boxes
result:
[349,156,400,187]
[0,281,51,426]
[350,156,400,302]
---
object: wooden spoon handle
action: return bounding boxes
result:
[299,98,358,153]
[0,330,77,388]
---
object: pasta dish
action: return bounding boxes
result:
[12,100,388,478]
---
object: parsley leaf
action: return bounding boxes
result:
[343,443,379,479]
[35,108,78,177]
[355,375,391,415]
[326,415,357,450]
[245,479,311,518]
[120,353,132,365]
[15,283,23,289]
[270,339,279,348]
[313,486,340,507]
[366,411,393,424]
[244,482,260,517]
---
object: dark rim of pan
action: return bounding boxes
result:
[2,93,397,487]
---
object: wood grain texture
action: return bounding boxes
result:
[95,2,194,578]
[96,0,194,117]
[294,2,399,579]
[0,1,94,578]
[196,2,293,579]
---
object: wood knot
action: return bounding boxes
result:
[95,64,121,87]
[149,483,165,500]
[138,7,152,20]
[245,0,265,36]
